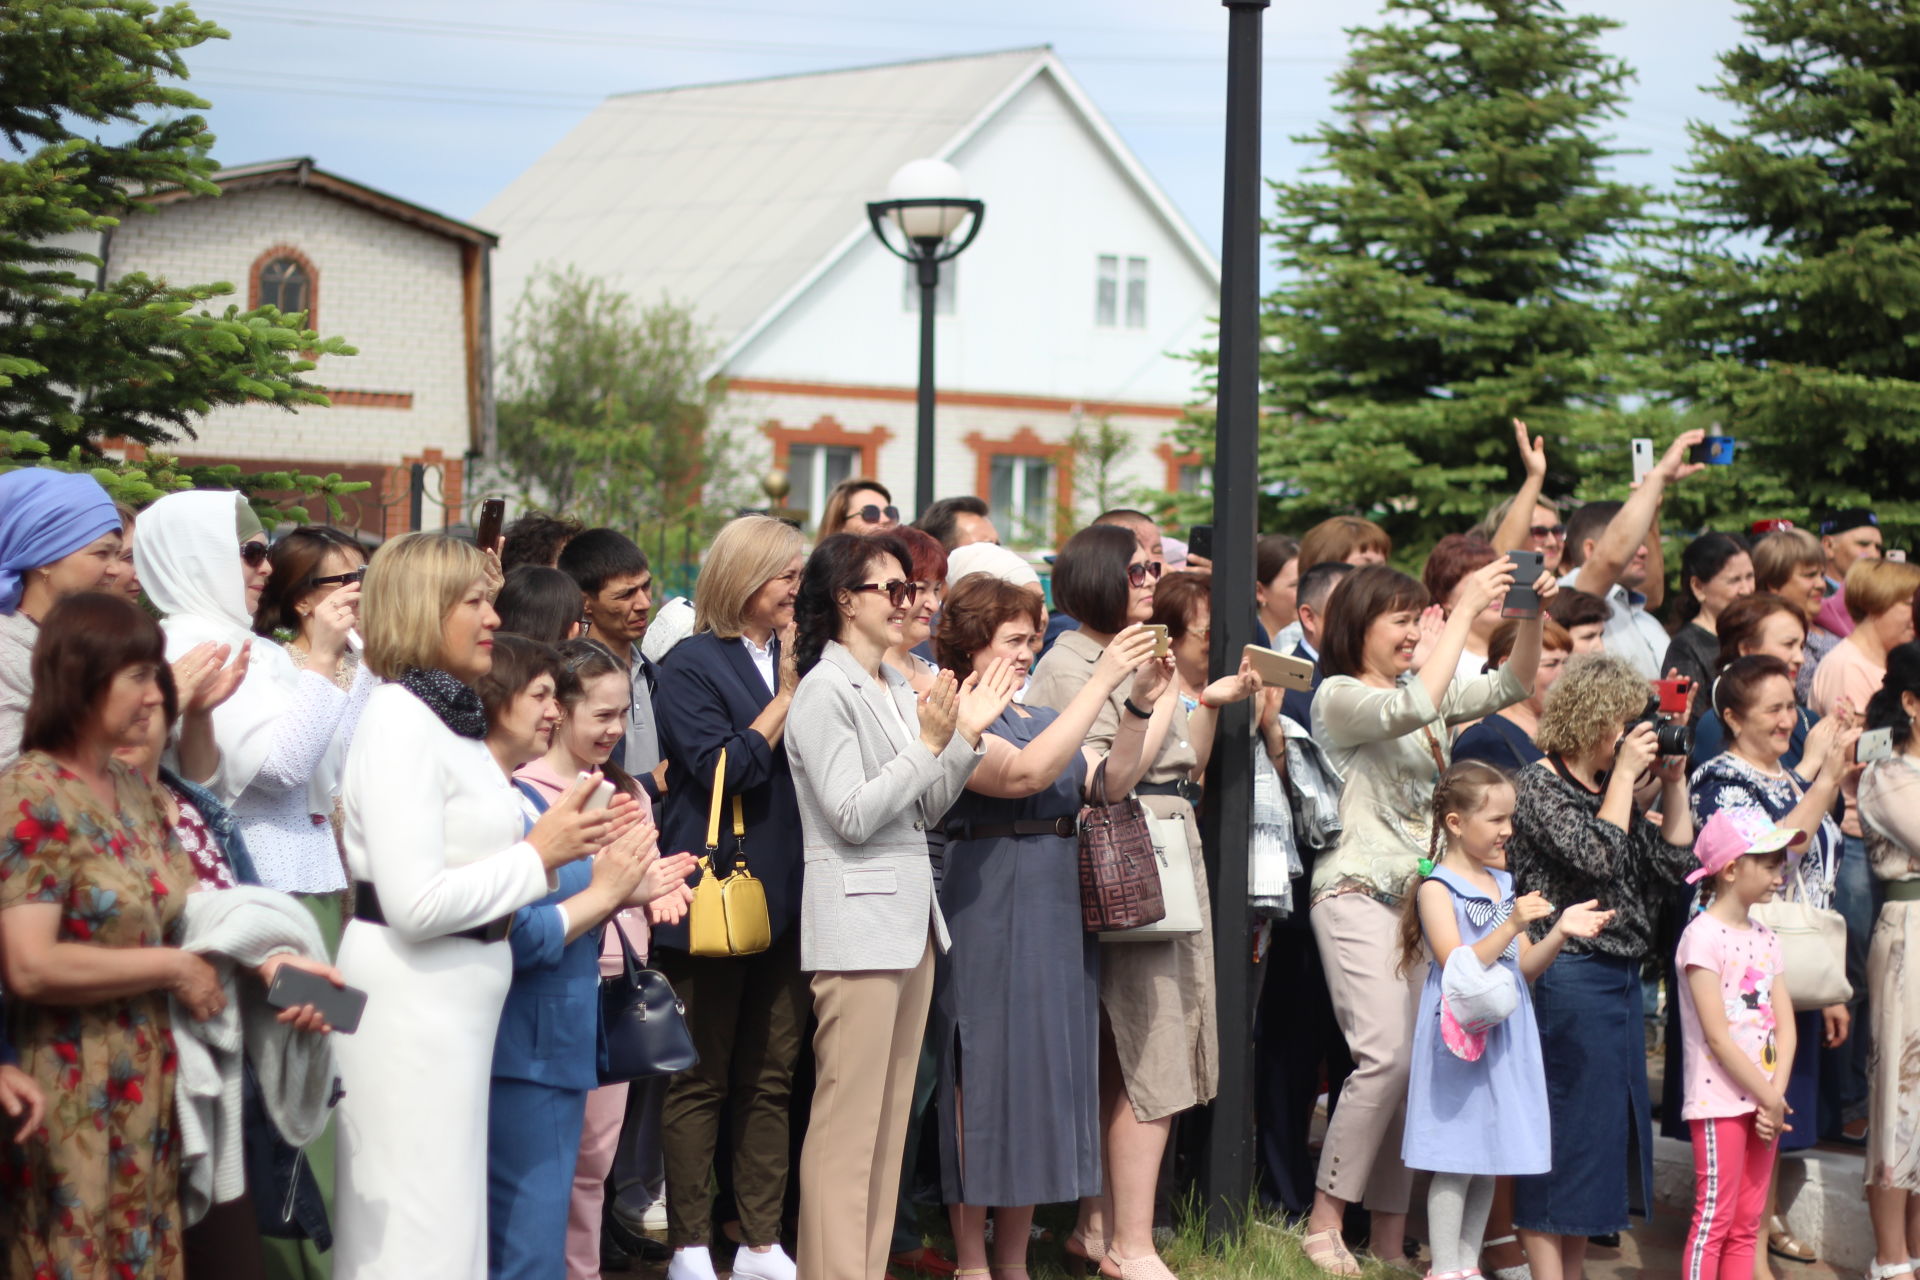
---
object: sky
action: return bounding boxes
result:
[178,0,1749,261]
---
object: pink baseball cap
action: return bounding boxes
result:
[1687,808,1808,884]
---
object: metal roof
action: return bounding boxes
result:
[479,47,1219,371]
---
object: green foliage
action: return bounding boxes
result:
[1178,0,1655,561]
[492,264,751,539]
[1065,415,1134,526]
[0,0,355,456]
[1636,0,1920,539]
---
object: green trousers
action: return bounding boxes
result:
[260,892,344,1280]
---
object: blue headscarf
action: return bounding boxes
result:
[0,469,121,615]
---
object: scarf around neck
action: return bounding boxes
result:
[401,667,487,739]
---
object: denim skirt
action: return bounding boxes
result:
[1512,951,1654,1236]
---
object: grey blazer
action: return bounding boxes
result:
[786,640,983,972]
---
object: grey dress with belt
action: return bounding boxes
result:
[933,704,1101,1206]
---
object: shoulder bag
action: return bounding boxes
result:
[687,747,772,957]
[1104,803,1204,941]
[1077,758,1165,932]
[598,917,698,1083]
[1750,860,1852,1010]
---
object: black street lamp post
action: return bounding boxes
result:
[1199,0,1269,1241]
[866,159,985,518]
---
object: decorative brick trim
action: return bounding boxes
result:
[760,415,894,477]
[733,377,1187,421]
[328,390,415,410]
[248,243,319,327]
[1155,440,1204,492]
[963,426,1076,545]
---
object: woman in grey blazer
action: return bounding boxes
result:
[785,532,1015,1280]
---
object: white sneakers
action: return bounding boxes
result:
[668,1247,719,1280]
[730,1242,799,1280]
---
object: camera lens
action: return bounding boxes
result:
[1656,721,1693,758]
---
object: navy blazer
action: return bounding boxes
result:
[1279,641,1324,729]
[491,787,606,1091]
[652,631,803,952]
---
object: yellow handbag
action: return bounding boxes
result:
[687,748,771,957]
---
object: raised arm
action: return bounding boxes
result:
[1490,419,1549,556]
[968,627,1156,799]
[1574,430,1704,597]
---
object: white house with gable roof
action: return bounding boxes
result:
[481,46,1219,546]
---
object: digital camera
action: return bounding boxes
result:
[1627,677,1694,758]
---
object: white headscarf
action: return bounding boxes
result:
[945,542,1041,590]
[137,491,341,813]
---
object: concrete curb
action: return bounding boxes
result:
[1651,1134,1871,1272]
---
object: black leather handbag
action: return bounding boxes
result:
[598,918,698,1084]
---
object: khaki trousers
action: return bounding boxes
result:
[1310,892,1420,1214]
[797,935,936,1280]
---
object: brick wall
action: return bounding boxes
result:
[108,185,474,468]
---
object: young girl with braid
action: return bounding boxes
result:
[1398,761,1613,1279]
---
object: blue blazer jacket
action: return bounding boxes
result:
[651,631,804,952]
[491,785,606,1091]
[1280,640,1325,731]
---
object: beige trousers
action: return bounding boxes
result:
[1310,892,1421,1214]
[797,935,936,1280]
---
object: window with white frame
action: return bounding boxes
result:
[989,454,1054,540]
[901,261,957,315]
[1095,255,1119,326]
[1125,256,1148,328]
[787,444,859,524]
[1177,461,1212,494]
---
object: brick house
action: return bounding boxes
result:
[102,158,497,537]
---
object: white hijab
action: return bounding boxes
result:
[137,491,342,814]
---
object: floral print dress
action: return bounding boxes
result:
[0,751,198,1280]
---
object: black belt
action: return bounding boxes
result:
[1887,880,1920,903]
[946,816,1078,841]
[1135,779,1201,804]
[353,881,511,944]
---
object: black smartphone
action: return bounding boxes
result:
[1188,524,1213,561]
[267,965,367,1035]
[1502,550,1545,619]
[476,498,506,552]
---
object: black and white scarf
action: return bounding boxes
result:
[401,667,488,739]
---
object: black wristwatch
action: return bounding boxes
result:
[1123,697,1153,720]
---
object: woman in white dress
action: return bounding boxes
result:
[330,533,638,1280]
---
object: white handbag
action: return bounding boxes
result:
[1102,810,1204,941]
[1749,862,1852,1010]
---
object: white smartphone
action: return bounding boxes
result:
[582,778,617,812]
[346,627,364,653]
[1889,549,1908,564]
[1243,644,1315,692]
[1631,438,1655,485]
[1858,727,1896,765]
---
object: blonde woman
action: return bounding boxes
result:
[331,534,636,1280]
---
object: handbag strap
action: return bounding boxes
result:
[1089,757,1111,809]
[605,913,641,982]
[705,747,728,852]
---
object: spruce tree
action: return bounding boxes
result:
[1202,0,1650,557]
[1643,0,1920,533]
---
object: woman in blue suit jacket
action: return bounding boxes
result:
[479,637,693,1280]
[651,516,812,1280]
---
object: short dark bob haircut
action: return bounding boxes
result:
[496,565,586,645]
[1149,570,1212,639]
[793,531,913,677]
[1051,524,1139,635]
[935,572,1044,676]
[23,592,175,756]
[253,525,368,637]
[477,633,562,728]
[1317,565,1431,681]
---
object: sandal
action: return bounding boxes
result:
[1063,1232,1108,1278]
[1102,1250,1177,1280]
[1483,1233,1531,1280]
[1302,1229,1363,1278]
[1766,1217,1815,1263]
[1867,1264,1914,1280]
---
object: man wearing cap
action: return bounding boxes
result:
[1814,508,1882,640]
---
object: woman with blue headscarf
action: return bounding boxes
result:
[0,469,123,769]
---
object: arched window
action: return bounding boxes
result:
[249,246,318,325]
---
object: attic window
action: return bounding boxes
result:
[250,246,318,325]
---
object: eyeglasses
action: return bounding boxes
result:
[1126,560,1165,588]
[1530,525,1567,541]
[852,580,921,608]
[308,567,367,588]
[239,541,271,567]
[855,504,901,525]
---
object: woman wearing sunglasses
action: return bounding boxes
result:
[256,525,370,690]
[817,476,901,540]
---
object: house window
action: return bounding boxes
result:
[989,454,1055,538]
[258,256,312,317]
[1095,255,1119,327]
[1177,462,1212,494]
[1125,257,1148,328]
[788,443,860,523]
[902,261,956,315]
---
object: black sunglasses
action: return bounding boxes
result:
[308,567,367,589]
[852,579,921,608]
[1531,524,1567,540]
[1126,560,1165,588]
[856,504,901,525]
[239,541,271,567]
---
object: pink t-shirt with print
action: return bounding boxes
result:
[1676,912,1785,1121]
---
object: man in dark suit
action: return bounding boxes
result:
[1277,561,1352,729]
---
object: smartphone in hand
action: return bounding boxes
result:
[1502,551,1545,619]
[1188,525,1214,562]
[476,498,506,551]
[267,966,366,1036]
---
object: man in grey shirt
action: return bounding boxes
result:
[559,527,663,788]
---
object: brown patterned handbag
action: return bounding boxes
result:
[1077,759,1167,932]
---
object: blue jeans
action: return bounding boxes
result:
[1821,834,1877,1134]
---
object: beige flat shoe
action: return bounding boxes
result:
[1302,1229,1362,1278]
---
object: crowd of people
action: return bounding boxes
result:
[0,427,1916,1280]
